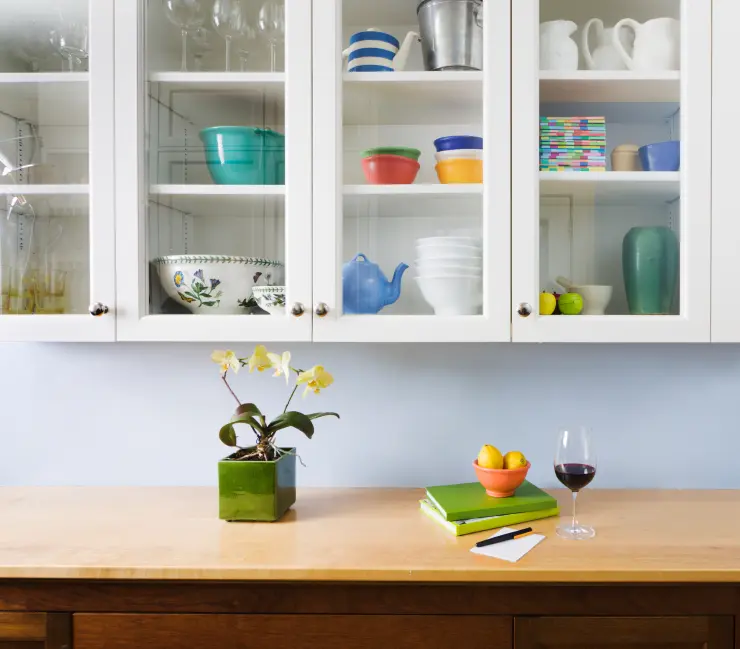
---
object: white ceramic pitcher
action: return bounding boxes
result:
[612,17,680,71]
[539,20,578,71]
[581,18,634,70]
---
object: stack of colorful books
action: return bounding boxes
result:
[420,480,560,536]
[540,116,606,172]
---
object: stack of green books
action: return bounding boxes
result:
[420,480,560,536]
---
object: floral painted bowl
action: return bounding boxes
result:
[154,255,284,315]
[252,286,286,315]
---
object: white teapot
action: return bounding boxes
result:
[539,20,578,71]
[612,17,680,71]
[581,18,634,70]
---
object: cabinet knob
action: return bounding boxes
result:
[291,302,305,317]
[517,302,532,318]
[89,303,109,317]
[314,303,329,318]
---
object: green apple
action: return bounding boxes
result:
[539,291,557,316]
[558,292,583,315]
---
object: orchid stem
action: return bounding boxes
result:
[222,374,241,406]
[283,384,298,414]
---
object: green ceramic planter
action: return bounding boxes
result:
[218,447,296,522]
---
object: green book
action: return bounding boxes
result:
[425,480,557,521]
[420,498,560,536]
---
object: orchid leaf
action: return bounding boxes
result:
[218,423,238,447]
[267,411,314,439]
[306,412,340,421]
[235,403,262,417]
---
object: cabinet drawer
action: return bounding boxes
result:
[74,613,512,649]
[0,612,70,649]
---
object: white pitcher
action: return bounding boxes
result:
[581,18,634,70]
[612,17,680,71]
[539,20,578,71]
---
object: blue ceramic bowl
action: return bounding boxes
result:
[434,135,483,152]
[199,126,285,185]
[638,141,680,172]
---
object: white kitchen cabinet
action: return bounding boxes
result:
[512,0,711,343]
[0,0,115,341]
[114,0,312,341]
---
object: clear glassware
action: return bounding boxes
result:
[212,0,249,71]
[190,27,213,71]
[238,23,257,71]
[50,22,89,72]
[554,426,597,540]
[257,1,285,72]
[162,0,205,72]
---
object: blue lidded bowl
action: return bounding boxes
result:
[434,135,483,152]
[638,141,680,172]
[199,126,285,185]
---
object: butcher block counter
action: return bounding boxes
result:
[0,487,738,649]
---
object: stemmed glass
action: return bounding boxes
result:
[257,1,285,72]
[212,0,249,72]
[50,22,89,72]
[162,0,205,72]
[554,426,597,540]
[238,23,257,71]
[190,27,213,71]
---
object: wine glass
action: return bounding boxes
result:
[238,23,257,71]
[212,0,249,72]
[190,27,213,71]
[554,426,597,540]
[50,22,88,72]
[257,1,285,72]
[162,0,205,72]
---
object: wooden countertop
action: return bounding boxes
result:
[0,487,739,583]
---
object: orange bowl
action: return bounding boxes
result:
[473,460,531,498]
[435,158,483,184]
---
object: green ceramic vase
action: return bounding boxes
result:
[622,227,679,315]
[218,447,296,522]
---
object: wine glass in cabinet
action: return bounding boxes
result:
[511,0,711,343]
[114,0,311,342]
[0,0,115,342]
[311,0,511,342]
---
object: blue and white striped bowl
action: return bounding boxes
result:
[345,30,399,72]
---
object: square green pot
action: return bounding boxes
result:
[218,447,296,522]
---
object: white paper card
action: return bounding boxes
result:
[470,527,545,563]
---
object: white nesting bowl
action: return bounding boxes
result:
[416,265,481,278]
[416,276,483,316]
[416,235,482,248]
[434,149,484,162]
[155,255,283,315]
[416,257,483,273]
[416,242,482,260]
[252,286,286,316]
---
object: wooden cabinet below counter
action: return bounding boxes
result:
[0,613,70,649]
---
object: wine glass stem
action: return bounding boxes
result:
[270,41,276,72]
[180,29,188,72]
[571,491,578,529]
[66,56,75,72]
[225,36,232,72]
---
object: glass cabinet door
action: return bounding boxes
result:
[115,0,311,341]
[0,0,115,341]
[312,0,511,342]
[512,0,710,343]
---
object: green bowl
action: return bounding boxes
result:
[361,147,421,161]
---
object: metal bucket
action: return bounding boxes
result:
[417,0,483,71]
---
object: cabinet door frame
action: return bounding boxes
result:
[114,0,313,342]
[311,0,511,343]
[511,0,712,343]
[0,0,116,342]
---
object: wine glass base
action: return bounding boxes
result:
[556,524,596,540]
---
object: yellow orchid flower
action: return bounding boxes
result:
[267,351,292,385]
[297,365,334,397]
[247,344,272,373]
[211,350,240,374]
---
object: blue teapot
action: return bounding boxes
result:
[342,253,408,314]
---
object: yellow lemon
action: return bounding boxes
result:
[477,445,504,470]
[503,451,528,470]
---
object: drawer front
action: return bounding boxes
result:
[75,613,512,649]
[0,612,70,649]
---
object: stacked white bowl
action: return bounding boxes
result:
[415,236,483,316]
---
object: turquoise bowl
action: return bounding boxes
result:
[199,126,285,185]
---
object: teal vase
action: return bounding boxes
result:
[622,227,679,315]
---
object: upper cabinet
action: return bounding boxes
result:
[0,0,115,341]
[311,0,511,342]
[511,0,711,342]
[114,0,312,341]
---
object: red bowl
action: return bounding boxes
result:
[473,460,531,498]
[362,154,420,184]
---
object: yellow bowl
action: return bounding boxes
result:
[435,158,483,184]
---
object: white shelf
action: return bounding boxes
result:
[343,72,483,125]
[0,184,89,195]
[540,171,680,203]
[343,184,482,196]
[540,71,680,103]
[152,184,285,196]
[0,72,89,84]
[150,185,284,216]
[149,72,285,99]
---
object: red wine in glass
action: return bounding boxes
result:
[554,427,597,540]
[555,463,596,491]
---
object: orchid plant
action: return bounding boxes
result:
[212,346,339,462]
